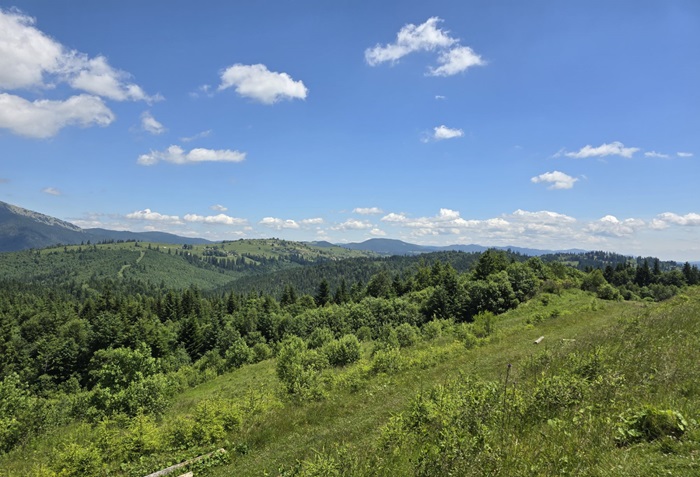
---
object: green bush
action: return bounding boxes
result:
[308,327,335,349]
[370,348,403,375]
[395,323,419,348]
[616,407,688,445]
[323,334,362,367]
[276,336,329,399]
[54,442,104,477]
[225,338,253,369]
[251,342,273,362]
[421,320,443,340]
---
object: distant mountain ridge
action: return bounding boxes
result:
[0,201,211,252]
[339,238,587,257]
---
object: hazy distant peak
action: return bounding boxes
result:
[0,201,82,231]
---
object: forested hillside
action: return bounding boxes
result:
[1,246,700,475]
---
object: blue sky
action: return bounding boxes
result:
[1,1,699,260]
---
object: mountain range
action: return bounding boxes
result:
[1,200,585,256]
[0,201,211,252]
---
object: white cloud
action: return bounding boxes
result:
[370,228,387,236]
[652,212,700,227]
[210,204,227,212]
[585,215,645,237]
[0,9,157,138]
[365,17,457,65]
[563,141,640,159]
[428,46,485,76]
[67,55,160,103]
[300,217,324,225]
[140,111,166,135]
[432,125,464,140]
[42,187,61,196]
[353,207,383,215]
[183,213,247,225]
[644,151,669,159]
[531,171,578,190]
[137,145,246,166]
[0,93,114,138]
[181,130,212,142]
[435,95,446,100]
[126,209,182,223]
[0,9,157,100]
[677,152,693,158]
[510,209,576,224]
[0,9,63,89]
[332,219,374,230]
[259,217,301,229]
[218,63,307,104]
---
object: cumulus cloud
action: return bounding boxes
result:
[0,8,158,138]
[218,63,307,104]
[531,171,578,190]
[210,204,227,212]
[510,209,576,224]
[585,215,645,237]
[300,218,324,225]
[0,93,114,138]
[126,208,182,223]
[652,212,700,228]
[67,55,160,103]
[42,187,61,196]
[365,17,457,65]
[137,145,246,166]
[332,219,374,231]
[562,141,640,159]
[365,17,484,77]
[428,46,485,76]
[183,213,247,225]
[644,151,670,159]
[677,152,693,158]
[0,9,157,98]
[432,125,464,140]
[353,207,383,215]
[259,217,301,229]
[140,111,166,135]
[370,228,387,236]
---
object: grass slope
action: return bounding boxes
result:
[3,288,699,476]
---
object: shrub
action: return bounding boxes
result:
[356,326,373,342]
[225,338,253,369]
[54,443,104,477]
[395,323,419,348]
[308,327,335,349]
[370,348,403,375]
[616,407,688,446]
[251,342,272,363]
[421,320,443,341]
[276,336,328,399]
[323,334,362,367]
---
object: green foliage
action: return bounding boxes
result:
[394,323,419,348]
[322,334,361,367]
[616,407,688,445]
[370,347,403,375]
[276,336,328,399]
[225,338,253,369]
[307,327,335,349]
[54,442,104,477]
